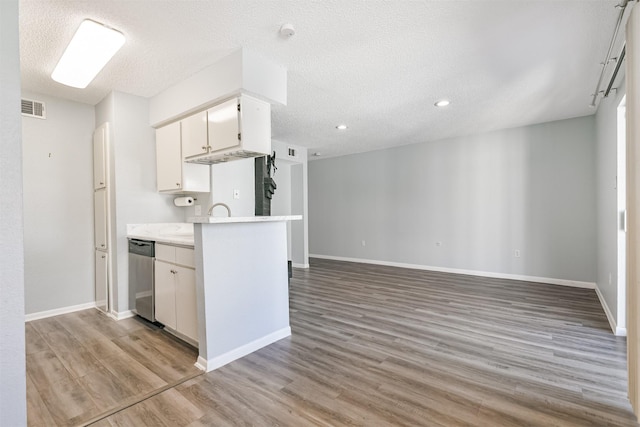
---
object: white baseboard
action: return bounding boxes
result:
[25,301,97,322]
[594,286,627,336]
[202,327,291,372]
[310,254,597,289]
[194,356,208,371]
[108,310,135,321]
[292,263,309,269]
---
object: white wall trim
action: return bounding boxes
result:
[202,327,291,372]
[108,310,135,321]
[310,254,597,289]
[25,301,97,322]
[194,356,208,372]
[292,263,309,269]
[595,285,627,336]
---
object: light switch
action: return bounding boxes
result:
[233,189,240,199]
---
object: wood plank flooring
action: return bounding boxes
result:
[26,309,200,426]
[28,258,639,426]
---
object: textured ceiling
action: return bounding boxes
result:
[19,0,627,159]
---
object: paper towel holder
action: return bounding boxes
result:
[174,196,196,207]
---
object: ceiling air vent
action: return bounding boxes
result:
[21,98,46,119]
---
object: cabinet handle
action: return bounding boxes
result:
[176,183,181,187]
[100,244,105,247]
[101,255,106,259]
[99,182,104,185]
[201,146,208,151]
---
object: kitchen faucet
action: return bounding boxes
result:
[207,202,231,217]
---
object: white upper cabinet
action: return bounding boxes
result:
[181,111,209,158]
[155,121,210,193]
[93,125,107,190]
[207,98,240,153]
[184,95,271,165]
[156,121,183,192]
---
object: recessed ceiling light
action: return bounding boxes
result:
[434,99,450,107]
[51,19,125,89]
[336,124,348,130]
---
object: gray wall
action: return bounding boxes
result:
[595,81,626,326]
[22,91,96,314]
[309,116,597,283]
[291,163,307,266]
[0,0,27,422]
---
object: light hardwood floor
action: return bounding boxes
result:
[26,308,200,426]
[29,258,639,426]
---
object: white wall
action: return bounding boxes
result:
[595,81,627,332]
[0,0,27,422]
[271,139,309,267]
[309,116,597,283]
[271,157,292,257]
[22,91,96,314]
[211,159,256,217]
[96,91,184,313]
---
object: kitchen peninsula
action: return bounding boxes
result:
[190,215,301,371]
[128,216,301,372]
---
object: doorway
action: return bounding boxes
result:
[618,96,627,335]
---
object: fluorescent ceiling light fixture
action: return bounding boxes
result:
[336,124,348,130]
[51,19,125,89]
[434,99,450,107]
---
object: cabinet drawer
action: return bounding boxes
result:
[175,247,195,268]
[155,244,175,263]
[155,243,194,268]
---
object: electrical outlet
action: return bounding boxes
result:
[435,241,442,247]
[194,205,202,216]
[361,240,366,247]
[233,189,240,199]
[514,250,521,258]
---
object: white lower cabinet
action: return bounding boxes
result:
[175,266,198,342]
[154,260,177,330]
[154,244,198,344]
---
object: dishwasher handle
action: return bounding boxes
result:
[128,239,155,257]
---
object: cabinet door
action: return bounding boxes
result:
[156,122,183,192]
[175,266,198,343]
[95,250,108,313]
[93,125,107,190]
[207,98,240,152]
[181,111,209,158]
[94,189,108,250]
[154,260,177,329]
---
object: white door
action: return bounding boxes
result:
[154,260,177,329]
[156,122,183,192]
[94,189,107,250]
[181,111,209,158]
[93,125,107,190]
[95,250,108,313]
[207,98,240,152]
[175,266,198,343]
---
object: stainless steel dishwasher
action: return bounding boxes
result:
[128,239,155,322]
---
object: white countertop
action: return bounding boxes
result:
[127,217,302,245]
[127,223,195,246]
[188,215,302,224]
